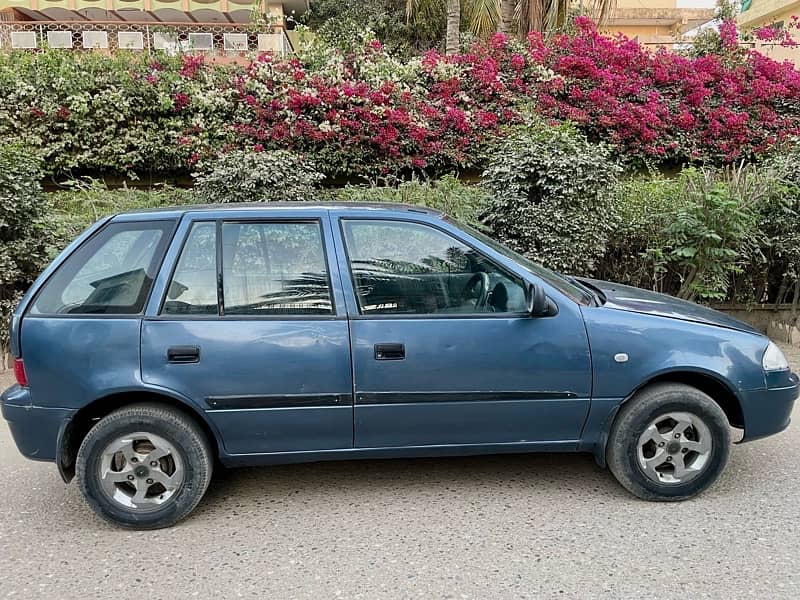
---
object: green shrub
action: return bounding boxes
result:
[662,166,765,301]
[0,145,66,357]
[598,165,772,302]
[328,175,489,227]
[481,121,620,275]
[49,179,196,237]
[595,175,685,293]
[0,50,234,176]
[193,150,324,203]
[745,148,800,306]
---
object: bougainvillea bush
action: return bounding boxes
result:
[1,17,798,178]
[530,17,800,163]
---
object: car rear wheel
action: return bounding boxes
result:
[607,383,731,501]
[76,403,213,529]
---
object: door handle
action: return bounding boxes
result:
[375,343,405,360]
[167,346,200,364]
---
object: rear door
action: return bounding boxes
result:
[142,210,353,455]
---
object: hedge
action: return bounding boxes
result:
[1,18,799,179]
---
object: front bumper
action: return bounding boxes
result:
[740,370,800,442]
[1,385,75,462]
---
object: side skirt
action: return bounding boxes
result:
[219,440,582,468]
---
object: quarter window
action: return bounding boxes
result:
[342,220,527,315]
[221,222,333,316]
[30,221,173,315]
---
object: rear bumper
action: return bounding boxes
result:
[740,372,799,442]
[1,385,75,462]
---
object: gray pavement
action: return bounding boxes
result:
[1,344,799,600]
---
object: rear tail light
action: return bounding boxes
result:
[13,358,28,387]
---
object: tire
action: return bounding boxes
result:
[607,383,730,501]
[76,403,213,529]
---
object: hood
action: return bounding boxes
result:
[577,278,763,336]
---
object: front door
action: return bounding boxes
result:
[142,214,353,455]
[335,217,592,449]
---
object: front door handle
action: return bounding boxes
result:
[167,346,200,363]
[375,343,405,360]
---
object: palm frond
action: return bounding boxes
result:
[466,0,500,38]
[590,0,615,27]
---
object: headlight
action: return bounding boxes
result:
[762,341,789,372]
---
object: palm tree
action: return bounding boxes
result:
[499,0,515,34]
[503,0,615,37]
[446,0,461,54]
[407,0,462,55]
[407,0,615,52]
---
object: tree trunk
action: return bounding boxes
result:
[499,0,515,34]
[445,0,461,55]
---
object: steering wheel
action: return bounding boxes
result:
[463,272,490,309]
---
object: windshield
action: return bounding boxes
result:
[449,219,594,306]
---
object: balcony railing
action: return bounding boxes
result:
[0,20,292,56]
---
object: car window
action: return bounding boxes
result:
[162,222,218,315]
[30,221,173,316]
[221,221,333,316]
[342,219,527,316]
[448,218,593,306]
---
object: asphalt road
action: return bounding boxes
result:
[1,344,799,600]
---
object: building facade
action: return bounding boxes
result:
[0,0,307,56]
[601,0,715,48]
[738,0,800,63]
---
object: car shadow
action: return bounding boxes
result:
[200,452,626,508]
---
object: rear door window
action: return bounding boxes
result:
[221,221,334,316]
[30,221,174,315]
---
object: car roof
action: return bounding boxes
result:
[115,201,446,219]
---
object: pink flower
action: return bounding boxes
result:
[510,53,526,71]
[172,93,190,111]
[180,55,204,79]
[489,32,508,51]
[718,20,739,50]
[56,106,70,120]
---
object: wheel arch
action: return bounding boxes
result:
[57,388,222,483]
[593,368,744,468]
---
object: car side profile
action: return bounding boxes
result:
[2,203,798,529]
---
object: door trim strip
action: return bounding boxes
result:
[206,393,351,410]
[355,391,578,405]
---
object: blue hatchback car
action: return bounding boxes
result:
[2,203,798,528]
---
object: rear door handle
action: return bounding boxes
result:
[375,343,405,360]
[167,346,200,363]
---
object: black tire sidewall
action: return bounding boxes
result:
[609,389,731,501]
[78,410,209,529]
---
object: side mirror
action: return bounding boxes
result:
[526,283,550,317]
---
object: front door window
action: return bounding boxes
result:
[341,219,527,315]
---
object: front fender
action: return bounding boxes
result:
[582,307,767,398]
[579,306,769,465]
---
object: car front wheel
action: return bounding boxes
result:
[607,382,731,501]
[76,403,213,529]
